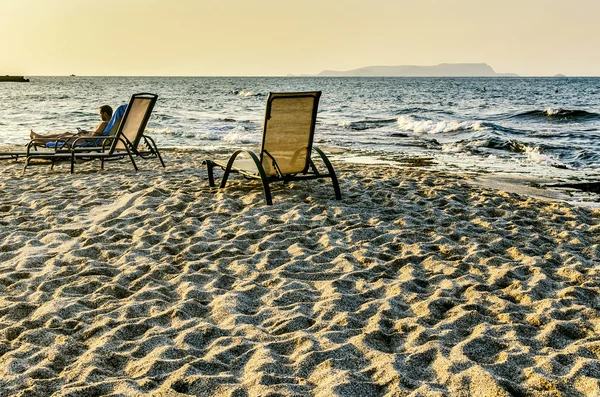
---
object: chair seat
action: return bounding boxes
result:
[213,158,277,176]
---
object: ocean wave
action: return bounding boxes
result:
[339,119,397,130]
[64,111,89,117]
[441,137,529,154]
[395,107,455,116]
[148,125,261,145]
[396,115,527,136]
[527,130,600,140]
[572,150,600,164]
[441,137,568,168]
[216,118,258,125]
[397,115,489,134]
[144,128,181,136]
[152,114,178,122]
[221,130,261,144]
[524,146,567,168]
[512,108,600,121]
[231,90,265,98]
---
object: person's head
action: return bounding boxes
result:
[99,105,113,122]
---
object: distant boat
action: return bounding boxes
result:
[0,75,29,82]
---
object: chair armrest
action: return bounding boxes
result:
[69,135,116,151]
[26,137,61,155]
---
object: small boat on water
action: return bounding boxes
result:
[0,76,30,82]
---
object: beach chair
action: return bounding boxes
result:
[33,103,127,151]
[0,103,126,161]
[0,151,23,161]
[205,91,341,205]
[61,101,164,166]
[23,93,163,173]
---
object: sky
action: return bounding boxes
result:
[2,0,600,76]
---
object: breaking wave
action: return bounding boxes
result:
[441,137,531,154]
[231,90,265,97]
[442,137,568,168]
[397,115,492,134]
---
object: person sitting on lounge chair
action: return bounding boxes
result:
[29,105,113,144]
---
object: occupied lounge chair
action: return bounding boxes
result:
[0,150,25,161]
[50,103,126,147]
[24,93,163,173]
[205,91,341,205]
[35,103,127,150]
[0,103,126,160]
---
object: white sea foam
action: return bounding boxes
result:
[222,126,260,144]
[442,139,489,153]
[441,143,463,153]
[238,90,258,97]
[544,107,562,116]
[524,146,566,167]
[196,132,221,141]
[397,115,487,134]
[441,139,489,153]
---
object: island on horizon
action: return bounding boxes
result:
[317,63,518,77]
[0,75,30,82]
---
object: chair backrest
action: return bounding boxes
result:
[111,93,158,153]
[260,91,321,176]
[107,117,123,137]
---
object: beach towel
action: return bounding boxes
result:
[102,104,127,136]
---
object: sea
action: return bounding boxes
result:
[1,76,600,184]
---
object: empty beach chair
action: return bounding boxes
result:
[205,91,341,205]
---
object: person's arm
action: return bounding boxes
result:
[85,121,108,136]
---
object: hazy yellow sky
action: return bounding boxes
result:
[2,0,599,76]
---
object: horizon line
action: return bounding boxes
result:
[9,74,600,78]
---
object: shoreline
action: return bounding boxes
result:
[2,144,599,208]
[1,148,599,395]
[326,148,600,209]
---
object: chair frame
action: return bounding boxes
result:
[2,97,165,168]
[0,140,60,161]
[205,91,341,205]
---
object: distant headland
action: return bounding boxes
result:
[0,75,30,82]
[317,63,518,77]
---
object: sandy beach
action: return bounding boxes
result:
[1,147,599,396]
